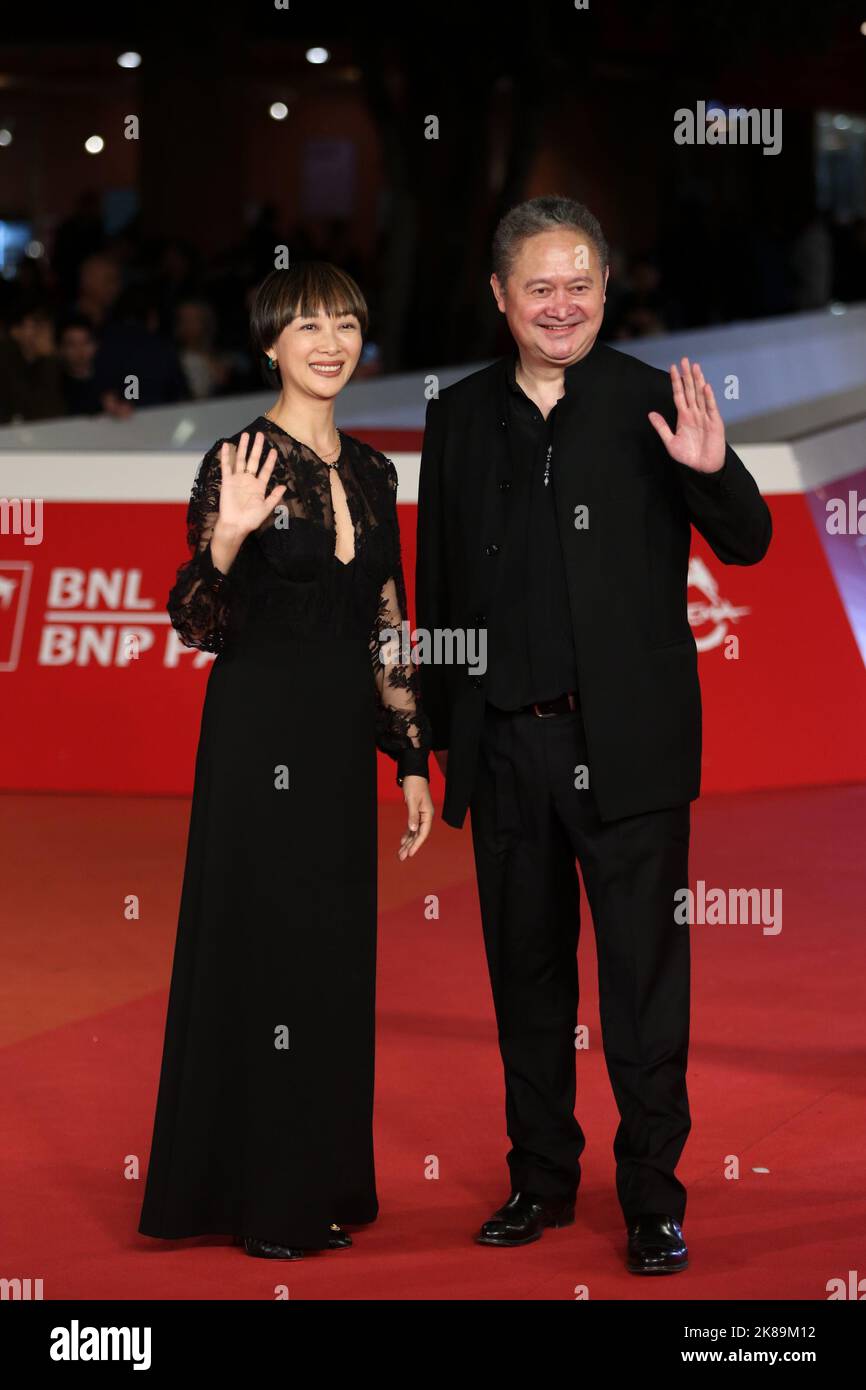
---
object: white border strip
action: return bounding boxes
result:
[0,439,859,502]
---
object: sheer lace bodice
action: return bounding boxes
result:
[167,416,431,784]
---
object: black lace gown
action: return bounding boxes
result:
[138,416,431,1249]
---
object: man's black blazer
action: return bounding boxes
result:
[414,339,772,829]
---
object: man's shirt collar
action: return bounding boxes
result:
[506,337,602,397]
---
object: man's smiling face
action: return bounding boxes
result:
[490,228,608,368]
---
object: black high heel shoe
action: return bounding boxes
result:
[236,1235,305,1260]
[232,1224,352,1257]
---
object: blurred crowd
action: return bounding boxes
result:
[2,188,865,428]
[0,193,381,427]
[603,209,866,342]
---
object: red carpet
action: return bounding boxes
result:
[1,782,864,1300]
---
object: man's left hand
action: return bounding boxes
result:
[648,356,725,475]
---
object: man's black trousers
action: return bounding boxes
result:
[468,699,692,1225]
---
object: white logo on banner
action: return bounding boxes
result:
[687,556,751,652]
[0,563,32,672]
[36,568,191,667]
[2,560,752,668]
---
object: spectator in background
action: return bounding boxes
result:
[596,246,628,341]
[789,206,833,312]
[153,238,202,335]
[0,299,65,424]
[611,254,672,340]
[73,253,122,333]
[324,218,366,288]
[834,217,866,302]
[11,253,57,301]
[244,203,287,280]
[746,211,795,319]
[174,297,234,398]
[52,189,105,301]
[57,313,102,416]
[105,217,142,282]
[92,283,190,416]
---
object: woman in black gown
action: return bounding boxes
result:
[138,262,434,1259]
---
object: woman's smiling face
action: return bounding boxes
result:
[268,306,363,399]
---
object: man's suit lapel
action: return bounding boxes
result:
[463,362,514,591]
[490,358,515,491]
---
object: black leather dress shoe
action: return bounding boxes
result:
[626,1215,688,1274]
[475,1191,575,1247]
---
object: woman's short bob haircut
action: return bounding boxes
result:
[250,262,369,385]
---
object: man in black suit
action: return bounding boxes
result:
[415,196,771,1273]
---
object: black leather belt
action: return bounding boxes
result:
[527,690,578,718]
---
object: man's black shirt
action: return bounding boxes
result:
[484,354,581,710]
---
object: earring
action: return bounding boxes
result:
[265,356,277,371]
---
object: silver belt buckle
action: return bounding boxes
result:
[532,692,575,718]
[532,700,556,718]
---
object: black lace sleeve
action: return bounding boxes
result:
[167,442,237,653]
[369,458,433,785]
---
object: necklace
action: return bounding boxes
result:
[264,412,342,468]
[543,442,553,487]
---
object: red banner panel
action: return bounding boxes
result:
[1,493,865,799]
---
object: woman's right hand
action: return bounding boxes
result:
[218,431,287,537]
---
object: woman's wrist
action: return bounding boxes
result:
[213,517,248,545]
[210,519,247,574]
[397,746,430,786]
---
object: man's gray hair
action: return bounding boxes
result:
[492,195,609,284]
